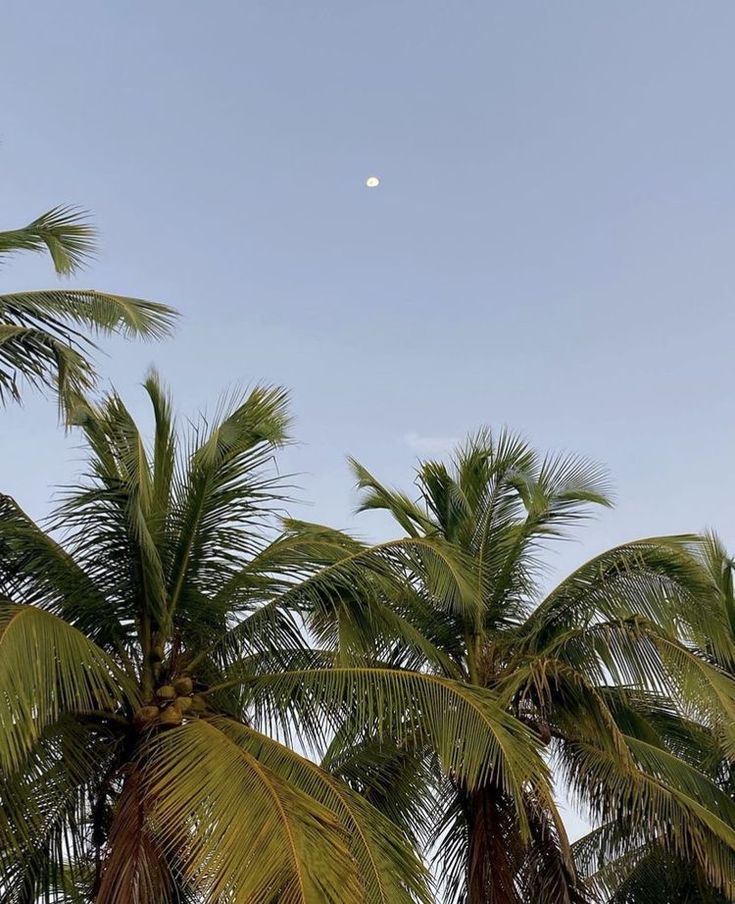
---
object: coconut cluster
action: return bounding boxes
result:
[133,676,206,730]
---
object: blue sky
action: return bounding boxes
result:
[4,0,735,831]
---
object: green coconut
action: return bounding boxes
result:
[150,644,164,663]
[173,676,193,696]
[158,704,183,728]
[189,695,206,714]
[133,705,160,729]
[176,696,193,713]
[156,684,176,701]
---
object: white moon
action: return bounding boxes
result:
[365,176,380,188]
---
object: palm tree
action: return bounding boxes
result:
[317,431,735,903]
[0,381,550,903]
[574,532,735,902]
[0,206,175,407]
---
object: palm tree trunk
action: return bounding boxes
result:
[465,786,518,904]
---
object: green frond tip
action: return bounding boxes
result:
[0,290,178,341]
[0,206,97,275]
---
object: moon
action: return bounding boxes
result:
[365,176,380,188]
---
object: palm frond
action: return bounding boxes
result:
[238,665,547,805]
[0,494,126,652]
[0,322,94,404]
[96,767,178,904]
[0,603,137,771]
[215,717,432,904]
[0,289,176,340]
[140,718,363,903]
[522,537,706,648]
[0,289,176,407]
[0,719,110,903]
[163,384,290,636]
[350,458,434,537]
[0,207,96,275]
[559,736,735,898]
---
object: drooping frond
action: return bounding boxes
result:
[522,537,706,649]
[214,717,433,904]
[0,719,111,903]
[0,207,96,275]
[559,734,735,899]
[0,289,176,406]
[0,494,125,652]
[575,824,733,903]
[139,718,363,903]
[685,531,735,670]
[239,665,547,805]
[0,322,95,404]
[0,603,137,771]
[322,732,437,851]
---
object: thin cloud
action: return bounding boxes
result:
[403,432,458,456]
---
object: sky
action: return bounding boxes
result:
[3,0,735,836]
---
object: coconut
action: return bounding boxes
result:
[189,695,206,713]
[133,705,160,729]
[173,676,193,696]
[156,684,176,701]
[159,704,183,727]
[150,644,164,662]
[176,696,193,713]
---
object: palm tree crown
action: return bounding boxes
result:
[574,532,735,902]
[334,430,735,903]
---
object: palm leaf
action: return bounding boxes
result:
[214,717,432,904]
[0,207,96,275]
[140,718,363,903]
[238,665,546,806]
[0,603,138,771]
[0,289,176,407]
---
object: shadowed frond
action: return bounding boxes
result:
[0,494,125,652]
[96,767,178,904]
[0,603,138,771]
[0,719,110,903]
[560,735,735,898]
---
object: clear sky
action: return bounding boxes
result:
[4,0,735,834]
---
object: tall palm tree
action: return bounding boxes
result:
[0,381,550,903]
[574,533,735,902]
[318,431,735,903]
[0,206,175,406]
